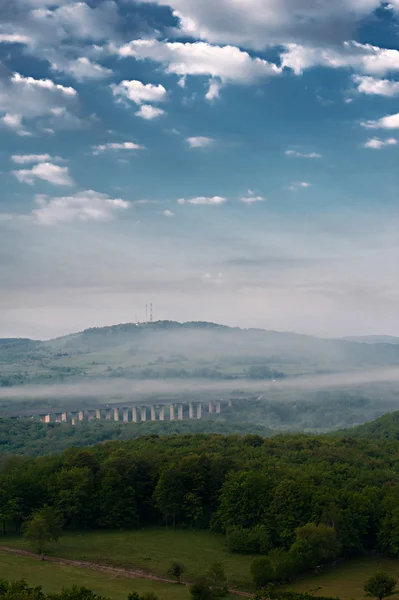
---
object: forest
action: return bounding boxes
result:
[3,429,399,583]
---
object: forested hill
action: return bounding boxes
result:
[3,431,399,581]
[3,320,399,387]
[337,410,399,440]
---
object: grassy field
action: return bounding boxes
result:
[283,555,399,600]
[0,551,190,600]
[4,529,399,599]
[0,528,255,588]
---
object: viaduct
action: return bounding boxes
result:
[35,399,233,424]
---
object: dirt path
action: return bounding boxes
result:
[0,546,253,598]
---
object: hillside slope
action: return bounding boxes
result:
[2,321,399,389]
[337,410,399,440]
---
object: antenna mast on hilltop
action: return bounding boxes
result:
[150,303,153,323]
[145,304,148,323]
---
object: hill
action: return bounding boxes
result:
[337,409,399,440]
[2,321,399,391]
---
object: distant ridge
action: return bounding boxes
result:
[343,335,399,345]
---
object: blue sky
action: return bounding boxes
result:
[1,0,399,339]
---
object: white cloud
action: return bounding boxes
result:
[363,137,397,149]
[0,2,120,88]
[135,105,166,120]
[111,80,167,105]
[353,75,399,97]
[114,40,281,96]
[187,136,215,148]
[0,72,78,132]
[240,195,264,204]
[92,142,144,154]
[163,209,175,216]
[1,114,30,136]
[0,33,31,44]
[11,154,52,164]
[32,190,130,225]
[135,0,388,49]
[53,57,113,81]
[177,196,227,205]
[285,150,321,158]
[32,1,120,43]
[11,73,76,96]
[205,80,221,101]
[362,113,399,129]
[13,163,74,186]
[281,41,399,76]
[289,181,311,191]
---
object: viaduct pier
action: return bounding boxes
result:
[36,399,233,424]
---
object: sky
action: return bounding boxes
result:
[1,0,399,340]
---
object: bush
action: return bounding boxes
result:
[226,526,271,554]
[251,549,298,587]
[167,561,185,584]
[207,562,228,597]
[364,572,398,600]
[189,579,214,600]
[289,523,340,570]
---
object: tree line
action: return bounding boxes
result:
[3,433,399,580]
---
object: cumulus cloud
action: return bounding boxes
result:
[31,1,120,44]
[53,57,113,81]
[177,196,227,205]
[353,75,399,97]
[135,105,165,119]
[111,80,167,104]
[0,72,78,132]
[362,113,399,129]
[163,209,174,216]
[11,154,52,164]
[92,142,144,154]
[13,163,74,186]
[1,114,30,136]
[0,1,121,90]
[135,0,389,49]
[114,40,281,97]
[187,136,215,148]
[285,150,321,158]
[32,190,130,225]
[363,137,397,149]
[281,41,399,76]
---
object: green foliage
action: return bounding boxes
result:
[254,591,340,600]
[0,581,110,600]
[3,430,399,581]
[364,572,398,600]
[167,561,185,584]
[216,471,272,531]
[225,526,271,554]
[0,417,273,456]
[189,579,214,600]
[24,506,62,557]
[289,523,341,569]
[251,548,297,587]
[127,594,159,600]
[207,562,228,597]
